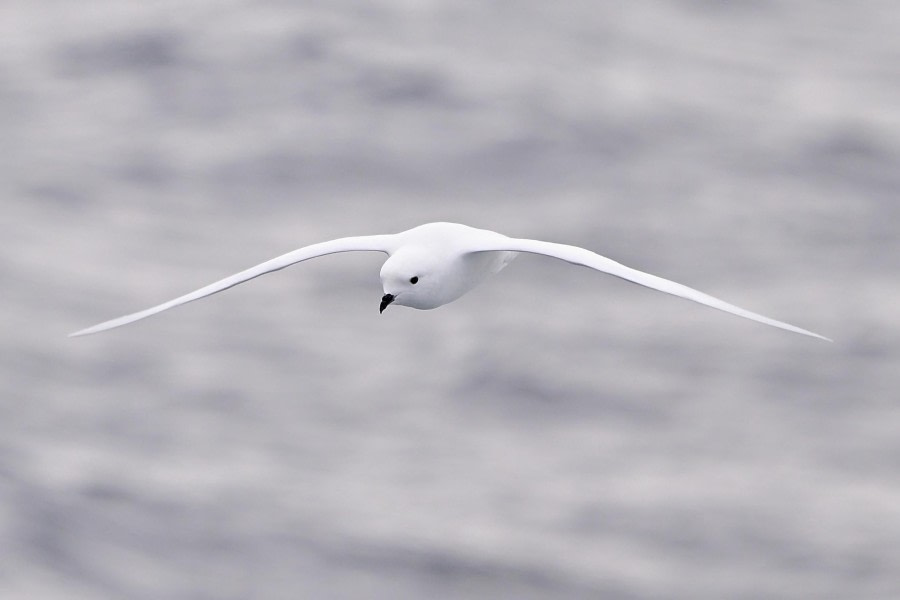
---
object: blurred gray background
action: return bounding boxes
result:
[3,1,899,599]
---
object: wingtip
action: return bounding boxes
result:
[68,323,110,338]
[799,329,833,343]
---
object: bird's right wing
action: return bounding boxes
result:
[70,234,394,337]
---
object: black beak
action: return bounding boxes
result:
[379,293,395,314]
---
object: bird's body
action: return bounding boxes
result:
[380,223,519,309]
[70,222,830,341]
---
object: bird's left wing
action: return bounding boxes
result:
[70,234,394,337]
[465,236,831,341]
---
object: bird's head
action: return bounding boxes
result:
[379,251,443,312]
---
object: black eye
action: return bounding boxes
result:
[409,276,419,284]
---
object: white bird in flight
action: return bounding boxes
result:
[70,222,830,341]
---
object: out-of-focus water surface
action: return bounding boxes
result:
[3,2,899,598]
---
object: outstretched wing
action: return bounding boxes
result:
[466,236,831,341]
[70,235,393,337]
